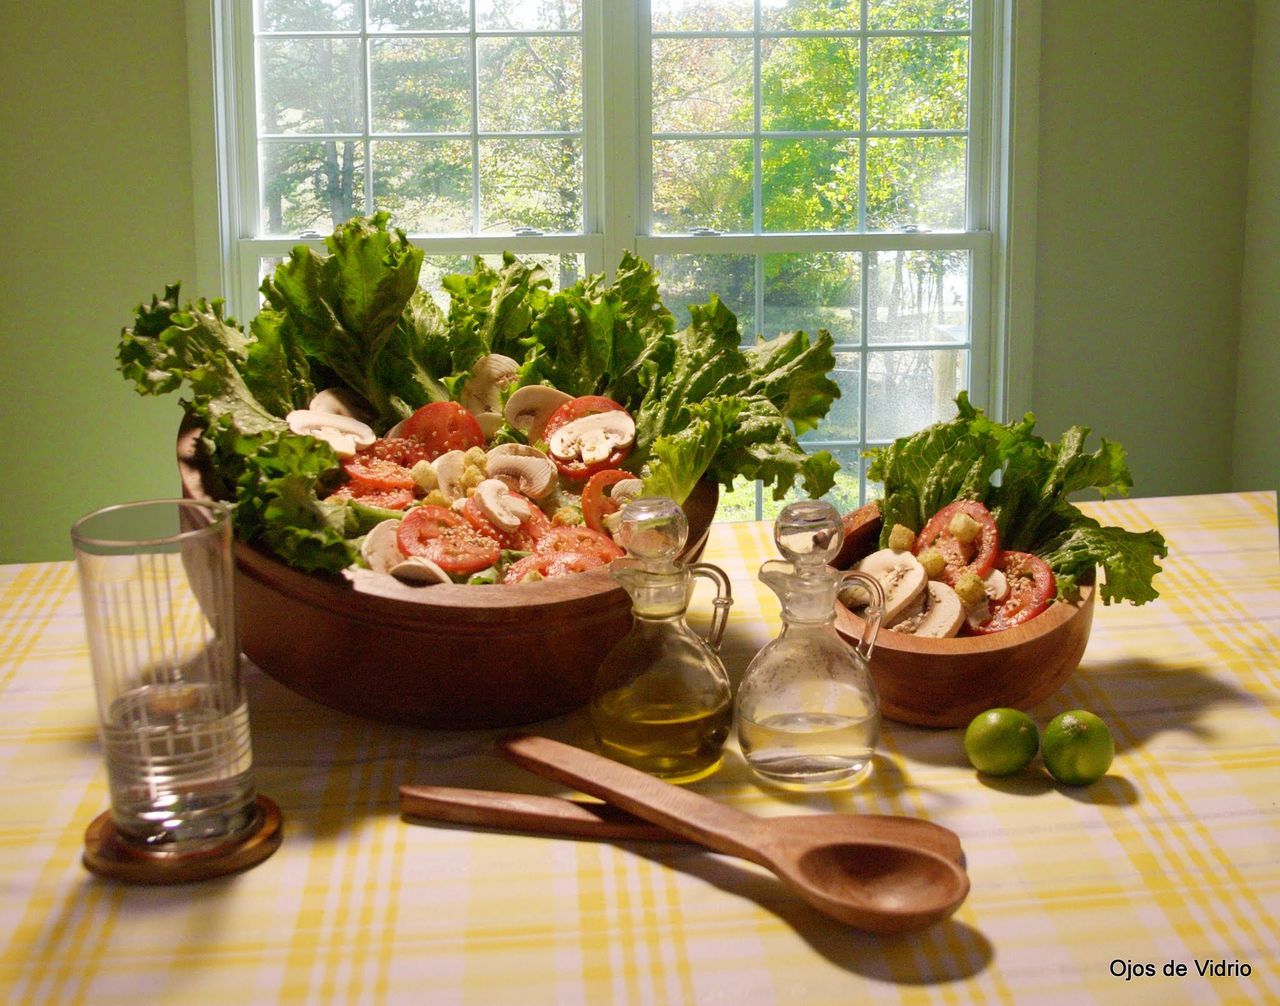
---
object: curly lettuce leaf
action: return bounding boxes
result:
[1038,521,1168,605]
[260,213,425,428]
[865,392,1166,605]
[232,431,356,574]
[744,328,840,437]
[640,398,744,504]
[118,284,289,436]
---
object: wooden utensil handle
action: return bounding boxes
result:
[498,733,770,865]
[399,785,673,841]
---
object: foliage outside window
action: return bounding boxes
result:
[220,0,998,520]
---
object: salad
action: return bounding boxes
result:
[842,393,1168,637]
[120,214,841,584]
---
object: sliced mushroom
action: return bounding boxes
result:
[286,409,376,458]
[433,450,469,502]
[504,385,573,441]
[548,411,636,467]
[308,387,374,423]
[847,547,929,624]
[360,519,404,576]
[485,444,558,500]
[476,411,505,440]
[389,555,452,584]
[460,354,520,417]
[474,478,532,532]
[892,581,965,638]
[983,567,1009,603]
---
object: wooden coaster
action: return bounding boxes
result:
[82,795,282,884]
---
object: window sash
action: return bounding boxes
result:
[209,0,1009,517]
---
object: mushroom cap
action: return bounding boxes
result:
[308,387,374,423]
[360,519,404,576]
[286,409,376,457]
[503,385,573,440]
[474,478,532,531]
[485,444,558,500]
[461,354,520,416]
[389,555,452,584]
[547,410,637,465]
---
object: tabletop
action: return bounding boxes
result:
[1,491,1277,1006]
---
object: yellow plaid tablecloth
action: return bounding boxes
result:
[2,492,1277,1005]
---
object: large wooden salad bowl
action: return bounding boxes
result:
[831,509,1095,728]
[178,427,717,729]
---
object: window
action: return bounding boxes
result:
[205,0,1022,520]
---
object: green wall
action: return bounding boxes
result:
[1033,0,1254,498]
[0,2,196,563]
[1235,0,1280,491]
[0,1,1272,563]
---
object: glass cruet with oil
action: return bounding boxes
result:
[736,499,886,790]
[589,497,734,784]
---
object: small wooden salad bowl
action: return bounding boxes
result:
[178,426,717,729]
[831,510,1095,729]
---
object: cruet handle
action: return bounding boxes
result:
[689,563,733,651]
[840,570,884,660]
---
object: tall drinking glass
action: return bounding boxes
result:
[71,499,259,851]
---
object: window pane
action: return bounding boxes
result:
[799,351,860,442]
[762,138,858,231]
[258,39,364,135]
[370,38,472,134]
[761,38,860,132]
[867,0,970,31]
[762,252,860,345]
[866,348,966,441]
[865,137,966,231]
[477,0,582,31]
[479,36,582,133]
[372,139,472,232]
[652,140,752,233]
[480,138,582,232]
[867,37,969,131]
[369,0,468,31]
[652,38,753,134]
[261,141,365,234]
[652,0,753,32]
[256,0,358,32]
[762,0,860,31]
[868,250,969,345]
[718,479,759,522]
[652,254,755,335]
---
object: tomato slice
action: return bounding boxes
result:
[913,500,1000,586]
[501,550,606,584]
[341,455,415,490]
[969,551,1056,634]
[535,525,625,563]
[399,402,486,460]
[461,493,552,551]
[396,504,500,574]
[362,437,437,469]
[542,396,633,481]
[326,483,415,510]
[581,469,635,533]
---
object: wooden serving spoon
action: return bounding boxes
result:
[496,733,970,935]
[398,784,965,867]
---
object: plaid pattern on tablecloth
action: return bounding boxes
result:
[1,492,1277,1005]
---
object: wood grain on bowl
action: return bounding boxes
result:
[830,505,1094,728]
[177,423,717,728]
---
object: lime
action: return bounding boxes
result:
[1042,710,1114,785]
[963,708,1040,776]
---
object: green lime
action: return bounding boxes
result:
[963,708,1040,776]
[1042,710,1114,785]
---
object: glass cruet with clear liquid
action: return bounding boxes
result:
[589,497,735,784]
[736,499,886,790]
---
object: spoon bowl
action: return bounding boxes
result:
[498,733,970,934]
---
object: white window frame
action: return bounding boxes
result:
[186,0,1040,493]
